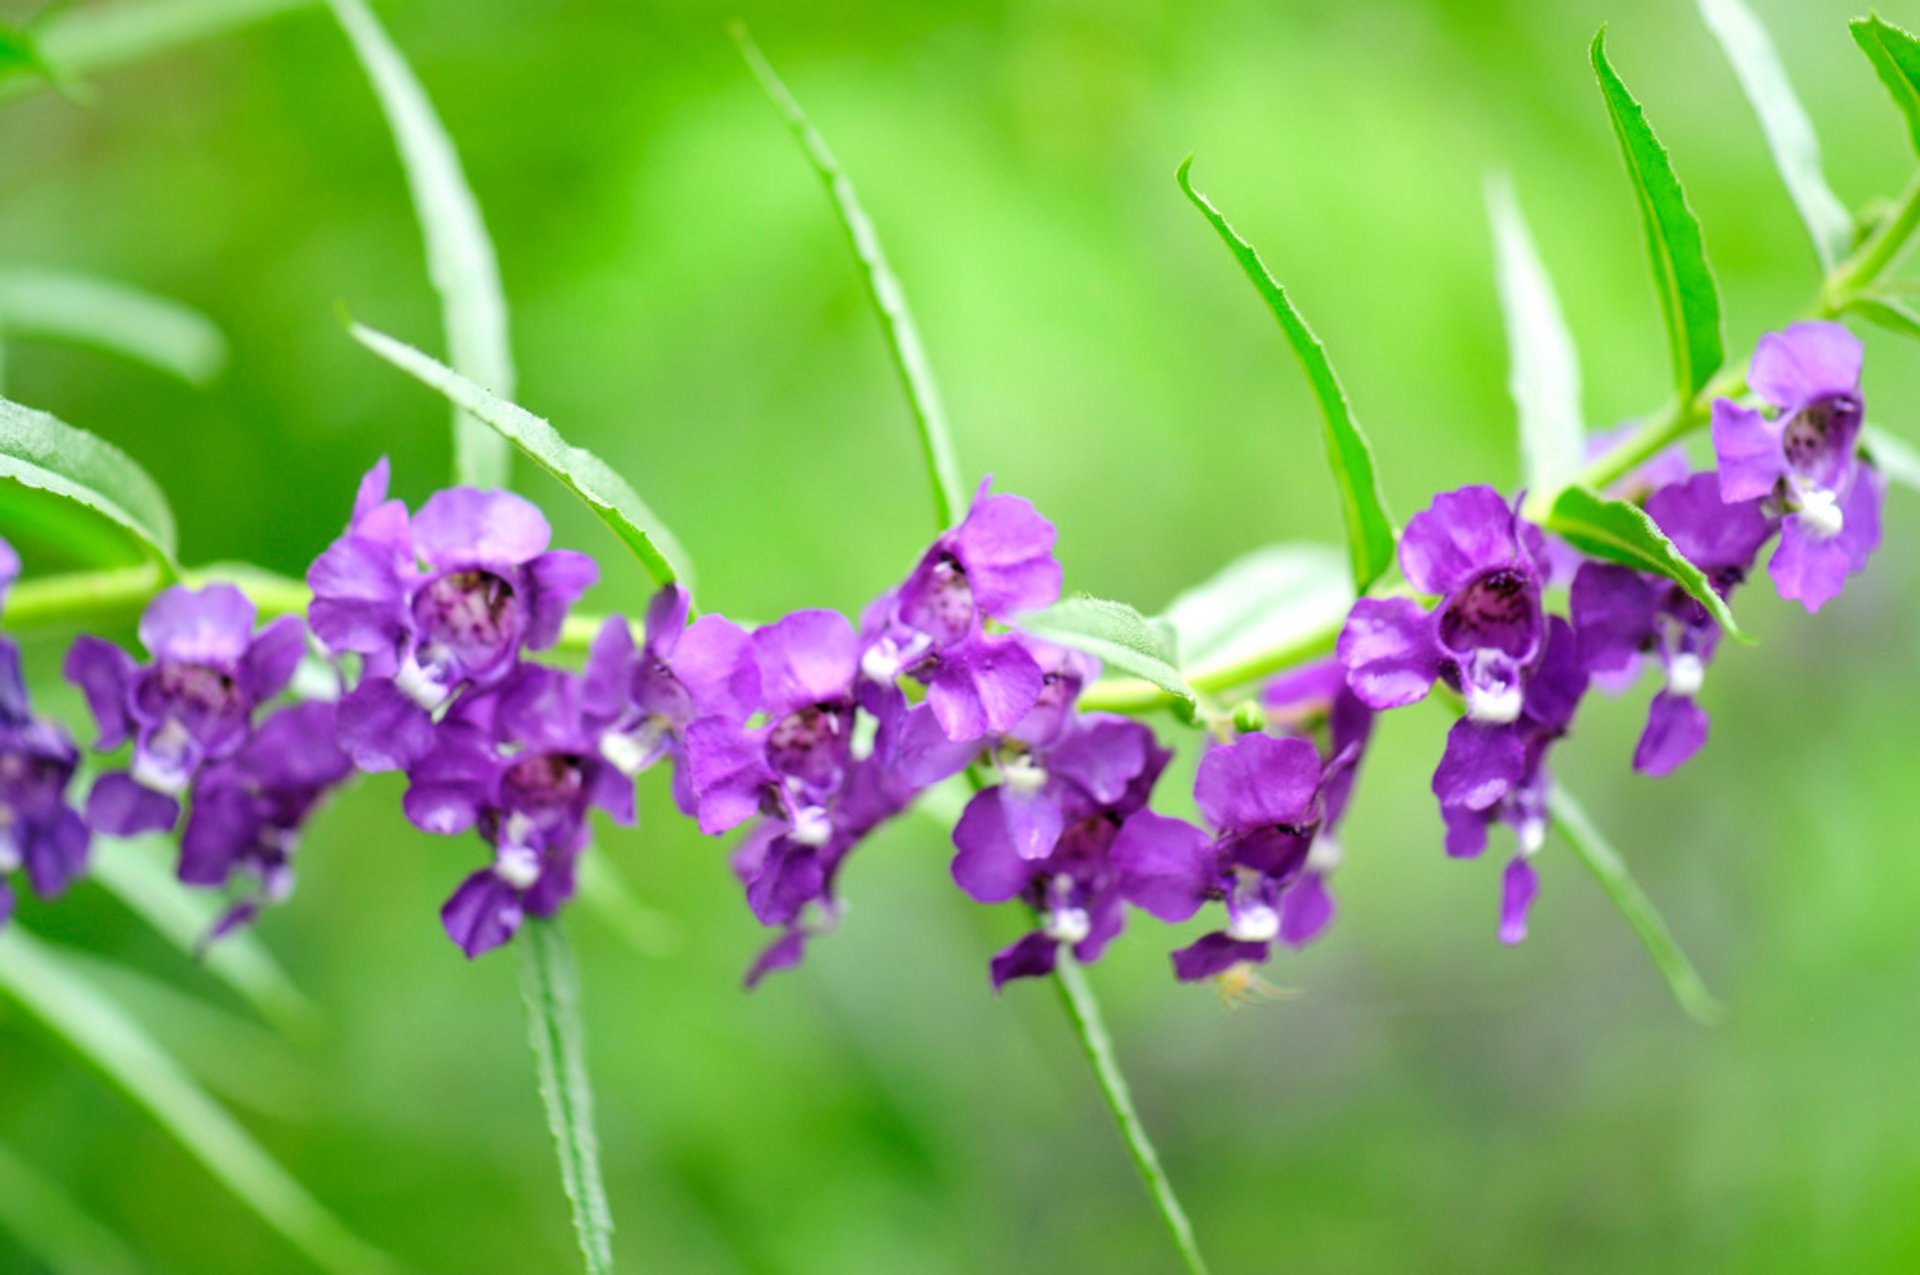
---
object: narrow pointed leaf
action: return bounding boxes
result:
[2,0,313,104]
[1848,293,1920,341]
[1548,785,1723,1024]
[1864,425,1920,494]
[0,1137,144,1275]
[1157,542,1350,674]
[1485,174,1585,496]
[1545,484,1745,640]
[1021,594,1196,709]
[0,396,178,568]
[350,321,691,588]
[733,23,964,529]
[1852,16,1920,156]
[1591,30,1724,399]
[1697,0,1853,268]
[519,919,615,1275]
[0,268,227,384]
[1176,158,1396,592]
[330,0,511,489]
[0,928,396,1275]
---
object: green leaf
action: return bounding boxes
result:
[1548,785,1724,1025]
[519,919,615,1275]
[1864,424,1920,494]
[0,268,228,384]
[1546,484,1746,640]
[1021,594,1196,708]
[576,852,677,958]
[350,321,692,589]
[732,23,965,530]
[329,0,511,489]
[1176,158,1397,592]
[0,927,397,1275]
[1591,29,1725,399]
[1,0,313,105]
[1852,16,1920,156]
[0,1136,144,1275]
[1157,542,1351,675]
[1697,0,1853,269]
[1485,174,1585,497]
[0,396,178,569]
[1847,293,1920,341]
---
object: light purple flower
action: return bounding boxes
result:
[1572,473,1770,776]
[1710,321,1882,611]
[0,640,89,925]
[1259,659,1374,946]
[66,584,305,836]
[308,460,598,771]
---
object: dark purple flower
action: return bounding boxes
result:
[66,584,305,836]
[1710,322,1882,612]
[0,642,89,924]
[308,460,598,771]
[1571,473,1771,776]
[1259,659,1374,946]
[949,713,1170,988]
[402,665,634,957]
[1111,732,1339,981]
[180,700,353,940]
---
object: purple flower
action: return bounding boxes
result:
[66,584,305,836]
[1571,473,1771,776]
[402,665,635,957]
[0,634,89,924]
[1258,659,1375,946]
[1337,485,1552,727]
[949,713,1170,988]
[180,700,353,941]
[1710,322,1883,611]
[859,478,1062,742]
[308,460,598,771]
[1111,732,1339,981]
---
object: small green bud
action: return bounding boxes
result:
[1231,700,1268,735]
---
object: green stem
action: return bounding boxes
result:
[1052,959,1212,1275]
[1825,166,1920,307]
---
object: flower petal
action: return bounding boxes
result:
[1634,691,1709,776]
[989,931,1061,989]
[85,772,179,837]
[139,584,256,667]
[1710,400,1785,503]
[1432,719,1523,812]
[1397,485,1521,596]
[1193,732,1320,832]
[1748,320,1862,411]
[1499,855,1539,946]
[441,869,524,958]
[414,488,551,567]
[1337,597,1440,710]
[1111,810,1214,923]
[1170,932,1269,982]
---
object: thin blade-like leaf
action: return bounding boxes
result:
[1485,174,1585,496]
[1176,158,1397,592]
[0,928,396,1275]
[1848,293,1920,341]
[0,1136,144,1275]
[329,0,511,489]
[2,0,314,104]
[1864,425,1920,494]
[1591,30,1724,399]
[1852,16,1920,157]
[0,396,178,568]
[1021,594,1196,709]
[519,919,615,1275]
[1548,785,1723,1024]
[350,321,691,589]
[1697,0,1853,269]
[1545,484,1746,640]
[0,268,227,384]
[732,23,965,529]
[1158,542,1351,674]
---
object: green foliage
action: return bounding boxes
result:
[1591,30,1725,399]
[329,0,511,490]
[1851,15,1920,156]
[0,396,178,570]
[1156,542,1350,677]
[519,920,615,1275]
[1485,174,1584,498]
[1865,425,1920,493]
[0,0,313,104]
[1176,158,1397,593]
[1696,0,1853,269]
[0,268,228,384]
[1544,484,1746,640]
[1848,293,1920,341]
[1021,593,1195,709]
[0,1136,143,1275]
[349,321,692,590]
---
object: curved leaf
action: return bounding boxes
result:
[1176,158,1397,592]
[0,268,228,384]
[1864,425,1920,495]
[0,396,177,568]
[329,0,511,489]
[349,321,692,589]
[1021,594,1195,709]
[0,1136,143,1275]
[520,919,615,1275]
[1158,542,1351,675]
[2,0,314,104]
[1697,0,1853,269]
[1852,16,1920,157]
[1591,30,1724,399]
[1485,174,1585,497]
[1545,484,1746,640]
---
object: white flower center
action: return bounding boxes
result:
[1665,652,1705,698]
[1227,903,1280,944]
[1517,817,1546,857]
[394,651,451,710]
[495,842,542,889]
[1001,751,1049,797]
[131,720,194,795]
[1305,834,1343,875]
[1465,681,1523,725]
[598,716,669,777]
[1795,488,1844,541]
[1043,906,1091,944]
[788,805,833,847]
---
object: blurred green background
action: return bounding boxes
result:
[3,0,1919,1270]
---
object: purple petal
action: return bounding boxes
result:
[745,840,824,926]
[950,484,1063,618]
[1522,617,1588,730]
[306,535,410,655]
[1768,516,1854,613]
[682,717,773,836]
[524,845,582,919]
[414,488,551,567]
[1570,563,1656,675]
[1839,466,1885,574]
[1443,804,1490,859]
[1499,856,1539,946]
[1337,597,1440,710]
[1397,485,1522,596]
[1192,733,1320,833]
[753,610,859,719]
[349,457,391,523]
[22,809,89,899]
[139,584,256,666]
[441,869,524,958]
[1279,872,1334,947]
[1170,932,1270,982]
[989,932,1061,989]
[63,635,136,750]
[643,584,693,657]
[336,678,437,773]
[523,550,599,650]
[670,616,761,722]
[1432,719,1524,812]
[951,789,1045,902]
[1111,810,1214,923]
[179,780,256,886]
[1710,400,1785,503]
[241,616,307,703]
[744,930,808,989]
[1634,691,1709,777]
[0,537,18,600]
[1645,473,1772,573]
[922,634,1043,742]
[85,772,180,837]
[0,878,13,926]
[1748,320,1862,411]
[583,614,635,717]
[1046,714,1156,807]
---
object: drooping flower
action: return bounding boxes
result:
[403,665,635,957]
[308,459,597,771]
[949,712,1170,988]
[1258,659,1375,946]
[1111,732,1336,981]
[1571,473,1771,775]
[1711,321,1882,611]
[180,700,353,941]
[0,540,89,924]
[65,584,305,836]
